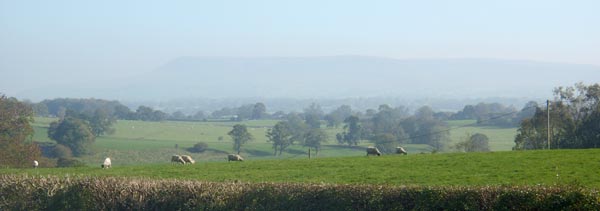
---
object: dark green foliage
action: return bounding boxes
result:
[48,117,95,156]
[56,157,86,167]
[251,102,266,120]
[51,144,73,158]
[337,115,362,146]
[62,109,116,137]
[135,106,167,121]
[1,175,599,210]
[188,142,208,153]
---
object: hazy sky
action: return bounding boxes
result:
[1,0,599,97]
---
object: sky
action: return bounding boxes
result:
[1,0,599,99]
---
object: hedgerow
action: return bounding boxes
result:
[1,175,598,210]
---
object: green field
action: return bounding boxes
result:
[30,118,518,165]
[446,120,518,151]
[5,149,600,187]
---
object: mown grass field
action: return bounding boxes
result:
[4,149,600,187]
[30,117,518,165]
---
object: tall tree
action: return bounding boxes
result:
[227,124,253,154]
[304,103,324,129]
[48,117,95,156]
[336,115,362,146]
[251,102,267,120]
[0,95,42,168]
[285,113,308,144]
[303,128,328,157]
[266,121,293,156]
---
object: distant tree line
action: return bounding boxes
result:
[450,102,536,127]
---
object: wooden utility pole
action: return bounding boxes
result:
[547,100,550,149]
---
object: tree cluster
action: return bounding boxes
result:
[514,83,600,150]
[451,102,535,127]
[211,102,268,120]
[337,105,451,153]
[47,109,116,157]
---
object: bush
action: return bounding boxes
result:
[52,144,73,158]
[56,158,86,168]
[188,142,208,153]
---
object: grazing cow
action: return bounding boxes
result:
[181,155,195,164]
[102,157,111,169]
[33,160,39,168]
[396,146,408,155]
[227,154,244,162]
[366,147,382,156]
[171,155,185,164]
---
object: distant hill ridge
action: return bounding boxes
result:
[117,56,599,99]
[17,56,600,101]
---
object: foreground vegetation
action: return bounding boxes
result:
[2,175,598,210]
[5,149,600,187]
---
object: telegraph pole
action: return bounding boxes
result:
[547,100,550,149]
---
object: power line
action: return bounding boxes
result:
[396,104,540,143]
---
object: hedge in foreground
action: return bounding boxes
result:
[1,175,599,210]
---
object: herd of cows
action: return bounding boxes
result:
[30,147,407,169]
[96,147,405,169]
[367,146,408,156]
[169,154,244,165]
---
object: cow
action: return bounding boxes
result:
[227,154,244,162]
[366,146,382,156]
[33,160,39,168]
[181,155,195,164]
[171,155,185,164]
[396,146,408,155]
[102,157,111,169]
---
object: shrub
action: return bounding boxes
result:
[52,144,73,158]
[188,142,208,153]
[56,158,86,168]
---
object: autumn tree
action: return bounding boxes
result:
[0,95,42,168]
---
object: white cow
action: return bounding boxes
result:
[181,155,195,164]
[102,157,112,169]
[227,154,244,162]
[171,155,185,164]
[366,147,382,156]
[396,146,408,155]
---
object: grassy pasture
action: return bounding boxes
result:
[446,120,518,151]
[5,149,600,187]
[30,118,518,165]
